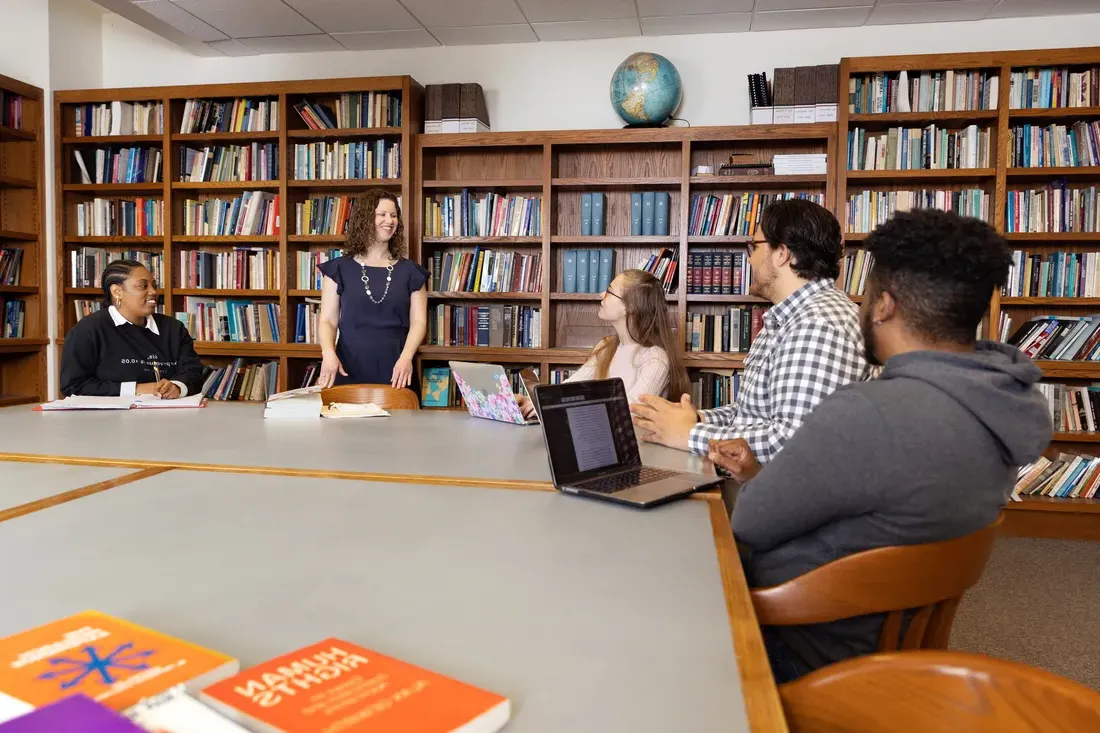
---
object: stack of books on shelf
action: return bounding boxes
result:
[1013,452,1100,500]
[181,192,279,236]
[1009,122,1100,168]
[840,250,872,296]
[847,125,991,170]
[177,249,279,290]
[1006,314,1100,361]
[848,69,998,113]
[691,370,741,410]
[423,82,489,134]
[294,298,321,343]
[179,98,277,134]
[176,298,281,343]
[430,249,542,293]
[296,248,342,290]
[1005,182,1099,233]
[688,192,824,237]
[178,143,278,182]
[73,101,163,136]
[562,249,612,294]
[2,300,23,338]
[756,64,838,124]
[0,248,22,286]
[1004,250,1100,297]
[295,195,356,236]
[773,153,826,175]
[423,191,541,238]
[428,303,541,348]
[200,358,278,401]
[685,308,765,353]
[686,251,751,295]
[73,147,163,184]
[293,90,402,129]
[1009,67,1100,109]
[845,189,990,233]
[76,198,164,237]
[1038,382,1100,434]
[625,192,669,236]
[70,248,163,288]
[581,192,610,235]
[0,90,22,128]
[292,139,400,180]
[638,249,677,294]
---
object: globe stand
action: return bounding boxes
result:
[621,122,670,129]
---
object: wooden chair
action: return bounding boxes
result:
[751,514,1002,651]
[780,650,1100,733]
[321,384,420,411]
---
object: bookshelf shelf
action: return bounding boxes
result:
[1003,233,1100,242]
[171,181,280,191]
[552,177,680,187]
[63,288,100,295]
[0,394,37,407]
[174,289,280,297]
[422,179,542,189]
[0,175,35,189]
[63,235,163,244]
[0,230,38,241]
[173,131,281,143]
[1008,495,1100,514]
[61,134,162,145]
[0,285,38,294]
[551,292,677,302]
[848,110,999,123]
[62,182,163,193]
[287,179,401,189]
[689,174,827,186]
[287,289,319,297]
[287,234,343,243]
[192,342,284,356]
[1000,297,1100,306]
[1006,167,1100,180]
[286,126,401,139]
[1051,432,1100,444]
[0,338,49,349]
[423,236,541,245]
[551,235,678,245]
[1035,361,1100,378]
[427,291,542,300]
[1,125,35,142]
[687,294,769,304]
[845,168,996,181]
[689,236,753,244]
[172,235,280,243]
[683,352,748,368]
[1008,106,1100,120]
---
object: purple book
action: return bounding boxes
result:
[0,695,144,732]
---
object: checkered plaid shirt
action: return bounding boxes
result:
[688,278,871,460]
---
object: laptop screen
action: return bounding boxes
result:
[535,378,642,484]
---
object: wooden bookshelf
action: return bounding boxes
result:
[55,76,423,399]
[0,72,46,406]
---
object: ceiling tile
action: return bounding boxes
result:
[204,38,258,56]
[132,0,227,41]
[280,0,422,33]
[755,0,871,9]
[531,17,641,40]
[988,0,1100,17]
[400,0,527,27]
[868,0,996,24]
[752,5,874,30]
[238,34,345,53]
[637,0,754,14]
[172,0,322,38]
[332,28,442,50]
[517,0,637,23]
[877,0,976,4]
[641,12,752,34]
[431,24,538,45]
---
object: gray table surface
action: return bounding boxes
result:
[0,461,135,511]
[0,470,748,733]
[0,403,714,483]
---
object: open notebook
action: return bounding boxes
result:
[35,393,207,411]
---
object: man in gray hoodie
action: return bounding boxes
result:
[709,208,1053,682]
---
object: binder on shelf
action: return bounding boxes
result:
[631,192,643,235]
[772,67,796,124]
[815,64,839,123]
[563,249,578,293]
[642,191,656,236]
[597,248,614,292]
[654,192,670,236]
[576,249,590,291]
[591,192,605,236]
[587,250,599,293]
[581,192,593,236]
[794,66,817,124]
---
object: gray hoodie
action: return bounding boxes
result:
[731,341,1052,675]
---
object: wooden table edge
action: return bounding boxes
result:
[0,467,170,523]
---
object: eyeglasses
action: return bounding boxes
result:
[604,287,623,301]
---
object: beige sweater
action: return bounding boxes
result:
[567,342,670,402]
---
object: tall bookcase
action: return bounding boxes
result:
[840,47,1100,539]
[413,124,839,406]
[0,72,46,406]
[54,76,422,397]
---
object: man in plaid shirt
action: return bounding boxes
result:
[631,199,872,462]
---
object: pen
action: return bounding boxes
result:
[153,365,162,382]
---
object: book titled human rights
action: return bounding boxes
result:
[0,611,238,724]
[199,639,510,733]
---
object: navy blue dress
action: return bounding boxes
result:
[317,256,429,393]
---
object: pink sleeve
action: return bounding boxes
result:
[625,354,670,403]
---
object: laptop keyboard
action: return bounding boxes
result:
[576,466,681,494]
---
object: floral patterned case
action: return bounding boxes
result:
[448,361,530,425]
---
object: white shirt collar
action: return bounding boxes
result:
[108,305,160,335]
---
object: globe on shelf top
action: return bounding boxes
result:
[609,52,683,128]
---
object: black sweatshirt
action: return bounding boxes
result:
[60,308,206,397]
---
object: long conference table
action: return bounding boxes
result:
[0,403,786,733]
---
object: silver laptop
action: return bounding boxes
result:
[532,377,723,508]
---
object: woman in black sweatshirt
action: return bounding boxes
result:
[60,259,206,398]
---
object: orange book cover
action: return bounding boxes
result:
[0,610,238,722]
[199,638,510,733]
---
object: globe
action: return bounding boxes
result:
[609,52,683,127]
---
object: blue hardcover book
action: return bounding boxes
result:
[591,192,605,235]
[597,248,614,292]
[655,192,670,236]
[642,191,656,235]
[581,193,593,236]
[477,305,490,346]
[587,250,600,293]
[563,249,578,293]
[576,248,590,293]
[631,192,643,235]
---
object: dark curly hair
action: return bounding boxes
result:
[865,209,1011,343]
[759,198,843,280]
[344,190,405,259]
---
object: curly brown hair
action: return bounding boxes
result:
[344,190,406,259]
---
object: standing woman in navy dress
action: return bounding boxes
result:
[316,190,429,393]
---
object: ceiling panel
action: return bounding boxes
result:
[637,0,755,14]
[988,0,1100,17]
[752,5,874,30]
[430,23,538,45]
[756,0,873,9]
[239,33,346,53]
[400,0,527,27]
[332,28,441,50]
[868,0,997,24]
[641,12,752,34]
[517,0,638,23]
[132,0,227,41]
[281,0,422,33]
[531,17,641,41]
[172,0,322,38]
[204,38,258,56]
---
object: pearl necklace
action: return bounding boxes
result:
[357,256,395,304]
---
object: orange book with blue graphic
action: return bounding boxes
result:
[0,611,238,724]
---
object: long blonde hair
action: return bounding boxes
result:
[592,269,690,399]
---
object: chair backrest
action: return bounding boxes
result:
[321,384,420,410]
[751,514,1002,651]
[780,650,1100,733]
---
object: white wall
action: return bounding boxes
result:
[0,0,50,89]
[99,12,1100,131]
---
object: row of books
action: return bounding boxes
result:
[839,250,873,297]
[427,304,541,348]
[579,192,610,236]
[686,250,751,296]
[625,191,673,237]
[1013,452,1100,500]
[685,307,767,353]
[691,369,741,410]
[1008,122,1100,169]
[1006,315,1100,361]
[1038,382,1100,434]
[1004,250,1100,298]
[177,249,280,290]
[293,299,320,344]
[178,143,278,183]
[0,248,22,286]
[639,248,678,295]
[773,153,827,175]
[181,192,280,236]
[175,298,281,343]
[73,100,162,136]
[70,248,163,289]
[423,191,541,238]
[72,299,104,322]
[848,69,998,114]
[1009,67,1100,110]
[292,91,402,129]
[847,124,991,171]
[687,192,825,238]
[0,90,22,129]
[294,195,356,236]
[295,248,341,290]
[75,197,164,237]
[73,147,162,185]
[562,249,612,294]
[1005,183,1100,233]
[429,249,542,293]
[179,98,278,134]
[200,358,278,402]
[845,189,991,233]
[1,298,23,338]
[292,139,399,180]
